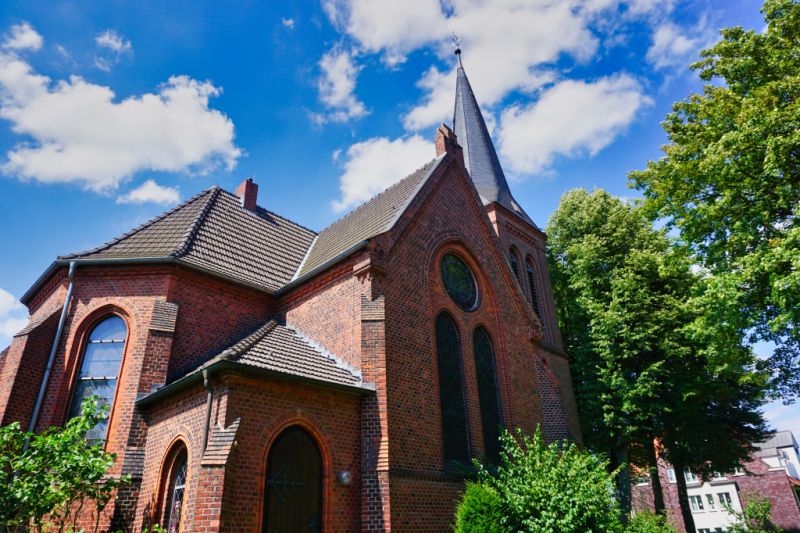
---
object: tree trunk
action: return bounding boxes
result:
[646,439,666,515]
[612,443,632,524]
[672,459,696,533]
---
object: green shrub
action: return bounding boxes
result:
[454,427,623,533]
[626,512,677,533]
[726,494,779,533]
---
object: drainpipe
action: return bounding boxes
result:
[200,368,213,452]
[27,261,77,438]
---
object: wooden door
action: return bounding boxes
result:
[263,427,322,533]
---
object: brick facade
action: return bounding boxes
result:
[1,139,580,531]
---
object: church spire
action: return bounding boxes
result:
[452,47,536,228]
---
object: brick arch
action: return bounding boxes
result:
[256,413,333,533]
[56,303,135,441]
[153,435,191,529]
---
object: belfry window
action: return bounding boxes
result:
[67,315,126,441]
[509,248,521,281]
[525,257,542,319]
[435,313,470,466]
[473,327,502,463]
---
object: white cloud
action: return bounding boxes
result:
[314,47,368,124]
[281,18,295,29]
[0,288,27,348]
[332,135,433,212]
[0,48,240,192]
[95,30,132,54]
[2,22,43,52]
[497,73,651,175]
[646,20,713,71]
[117,179,180,205]
[763,400,800,437]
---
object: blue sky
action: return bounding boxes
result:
[0,0,796,435]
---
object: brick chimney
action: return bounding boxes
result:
[235,178,258,211]
[435,123,464,165]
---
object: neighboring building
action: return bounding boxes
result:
[633,430,800,532]
[0,51,581,532]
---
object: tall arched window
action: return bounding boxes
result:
[435,313,470,466]
[164,445,188,533]
[67,315,126,441]
[525,257,543,319]
[473,327,502,463]
[509,248,521,282]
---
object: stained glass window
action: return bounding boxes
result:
[525,257,542,319]
[473,327,502,463]
[67,315,126,441]
[435,313,470,466]
[166,448,188,533]
[509,249,521,281]
[440,253,478,311]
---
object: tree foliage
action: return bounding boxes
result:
[0,397,128,532]
[626,512,677,533]
[454,427,623,533]
[726,494,780,533]
[629,0,800,400]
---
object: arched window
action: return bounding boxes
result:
[473,327,502,463]
[525,257,543,319]
[509,248,521,282]
[164,445,188,533]
[67,315,126,441]
[435,313,470,466]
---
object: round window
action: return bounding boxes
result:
[441,253,478,311]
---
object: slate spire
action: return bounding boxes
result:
[452,48,536,228]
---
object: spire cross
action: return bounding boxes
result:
[452,33,463,67]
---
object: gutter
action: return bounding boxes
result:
[136,359,374,410]
[27,261,77,437]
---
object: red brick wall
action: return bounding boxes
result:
[737,458,800,531]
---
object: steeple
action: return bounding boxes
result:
[452,48,537,228]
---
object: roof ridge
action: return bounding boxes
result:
[172,186,222,258]
[59,186,217,260]
[215,188,318,236]
[285,324,362,381]
[315,157,439,234]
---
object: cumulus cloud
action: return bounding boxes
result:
[94,29,132,71]
[0,44,240,192]
[2,22,43,51]
[498,74,652,175]
[281,18,295,29]
[332,135,433,212]
[117,179,180,205]
[646,20,713,71]
[0,288,27,347]
[313,47,368,124]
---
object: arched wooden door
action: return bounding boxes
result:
[263,427,323,533]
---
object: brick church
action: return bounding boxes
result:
[0,52,581,532]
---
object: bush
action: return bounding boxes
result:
[726,494,779,533]
[454,427,623,533]
[626,512,677,533]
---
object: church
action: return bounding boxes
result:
[0,52,581,532]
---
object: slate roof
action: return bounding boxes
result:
[453,56,537,228]
[755,430,798,458]
[297,155,444,277]
[61,187,316,292]
[200,320,362,388]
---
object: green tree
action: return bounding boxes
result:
[629,0,800,401]
[546,189,771,532]
[626,512,677,533]
[454,427,623,533]
[0,396,128,532]
[726,494,779,533]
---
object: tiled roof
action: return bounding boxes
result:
[755,430,797,457]
[203,319,362,388]
[297,155,443,277]
[61,188,316,292]
[13,308,59,337]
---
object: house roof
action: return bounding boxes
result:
[453,54,536,229]
[60,187,316,292]
[755,430,798,457]
[296,155,444,278]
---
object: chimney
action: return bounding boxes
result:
[435,123,464,165]
[235,178,258,211]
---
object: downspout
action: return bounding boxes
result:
[201,368,213,452]
[27,261,77,437]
